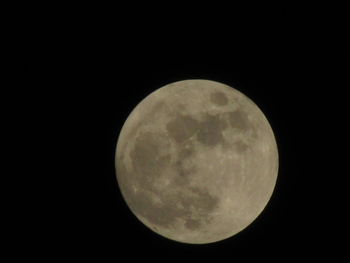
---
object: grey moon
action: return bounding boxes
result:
[115,79,278,244]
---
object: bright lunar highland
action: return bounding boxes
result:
[115,79,278,244]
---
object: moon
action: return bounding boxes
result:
[115,79,278,244]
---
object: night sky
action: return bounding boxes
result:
[19,4,346,261]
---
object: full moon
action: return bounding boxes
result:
[115,79,278,244]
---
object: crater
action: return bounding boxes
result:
[196,113,227,147]
[210,91,228,105]
[166,114,200,143]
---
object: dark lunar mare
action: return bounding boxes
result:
[118,130,220,230]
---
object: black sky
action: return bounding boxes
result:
[19,4,347,262]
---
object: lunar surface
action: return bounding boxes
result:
[115,79,278,244]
